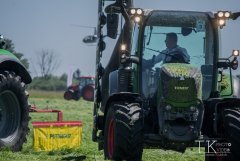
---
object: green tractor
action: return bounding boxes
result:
[0,35,32,151]
[92,0,240,160]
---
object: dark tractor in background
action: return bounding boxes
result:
[92,1,240,161]
[64,76,95,101]
[0,35,32,151]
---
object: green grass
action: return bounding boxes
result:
[0,91,204,161]
[28,90,65,99]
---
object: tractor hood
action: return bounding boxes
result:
[160,63,202,105]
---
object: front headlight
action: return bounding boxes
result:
[190,106,197,112]
[165,105,172,111]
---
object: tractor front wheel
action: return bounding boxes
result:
[104,102,143,161]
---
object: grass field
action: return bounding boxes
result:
[0,91,204,161]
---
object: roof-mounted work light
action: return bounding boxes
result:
[216,11,231,19]
[129,8,144,24]
[136,9,143,15]
[215,11,231,29]
[130,8,136,15]
[129,8,144,16]
[134,16,141,23]
[218,19,226,27]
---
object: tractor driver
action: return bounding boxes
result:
[155,32,190,64]
[142,32,190,97]
[143,32,190,68]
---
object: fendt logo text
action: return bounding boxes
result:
[174,86,189,90]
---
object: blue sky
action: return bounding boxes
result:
[0,0,239,76]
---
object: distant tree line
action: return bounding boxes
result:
[27,74,67,91]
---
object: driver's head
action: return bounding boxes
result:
[165,32,177,49]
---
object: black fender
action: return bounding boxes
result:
[0,55,32,84]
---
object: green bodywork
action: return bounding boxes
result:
[0,49,18,59]
[219,74,233,97]
[158,63,202,108]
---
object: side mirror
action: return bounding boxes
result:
[82,35,97,44]
[107,14,119,39]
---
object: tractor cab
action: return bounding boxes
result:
[135,10,214,100]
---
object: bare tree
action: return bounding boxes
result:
[36,49,60,79]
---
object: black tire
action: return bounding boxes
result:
[64,91,73,100]
[0,72,30,151]
[205,108,240,161]
[222,108,240,161]
[104,102,143,161]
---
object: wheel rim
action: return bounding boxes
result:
[108,119,115,158]
[0,90,20,141]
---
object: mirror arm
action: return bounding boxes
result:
[231,12,240,20]
[217,57,231,69]
[217,62,230,69]
[120,4,131,26]
[121,55,139,64]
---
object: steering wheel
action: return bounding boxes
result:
[165,51,188,64]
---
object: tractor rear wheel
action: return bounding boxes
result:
[0,72,30,151]
[82,85,94,101]
[104,102,143,161]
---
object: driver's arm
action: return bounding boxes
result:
[178,47,190,63]
[153,52,165,64]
